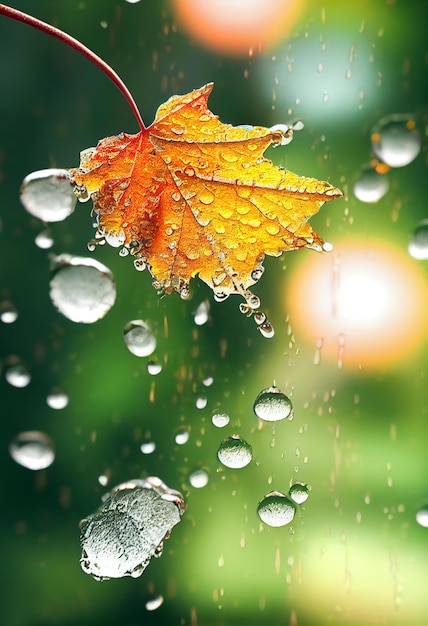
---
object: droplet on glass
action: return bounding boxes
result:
[416,506,428,528]
[145,595,164,611]
[371,115,421,167]
[9,431,55,470]
[217,434,252,469]
[46,391,69,410]
[253,385,293,422]
[35,228,54,249]
[189,469,209,488]
[5,364,31,388]
[20,169,76,222]
[0,301,18,323]
[257,491,296,527]
[193,300,210,325]
[353,169,389,203]
[49,254,116,323]
[288,482,311,504]
[211,411,230,428]
[123,320,156,357]
[408,219,428,260]
[147,360,162,375]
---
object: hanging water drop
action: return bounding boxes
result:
[253,385,293,422]
[9,431,55,470]
[123,320,156,357]
[257,491,296,527]
[217,434,252,469]
[20,169,76,222]
[147,360,162,375]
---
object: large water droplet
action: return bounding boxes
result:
[353,169,389,203]
[49,254,116,323]
[371,115,421,167]
[253,385,293,422]
[217,434,252,469]
[257,491,296,527]
[5,364,31,388]
[20,169,76,222]
[9,431,55,470]
[123,320,156,357]
[189,469,209,488]
[175,427,190,445]
[212,411,230,428]
[408,219,428,260]
[288,482,310,504]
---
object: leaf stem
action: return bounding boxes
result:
[0,3,146,131]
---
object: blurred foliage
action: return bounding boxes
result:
[0,1,427,625]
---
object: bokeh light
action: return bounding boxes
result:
[171,0,305,55]
[285,239,428,369]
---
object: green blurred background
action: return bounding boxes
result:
[0,1,427,625]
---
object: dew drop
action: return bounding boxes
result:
[353,169,389,203]
[371,115,421,167]
[193,300,210,325]
[147,360,162,375]
[123,320,156,357]
[49,254,116,323]
[199,189,215,205]
[20,169,76,222]
[408,219,428,260]
[416,506,428,528]
[257,491,296,527]
[288,482,311,504]
[189,469,209,488]
[9,431,55,470]
[0,301,18,324]
[253,386,293,422]
[212,411,230,428]
[217,434,252,469]
[35,228,54,249]
[46,391,69,410]
[5,364,31,388]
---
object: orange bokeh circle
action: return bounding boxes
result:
[285,239,428,369]
[172,0,305,55]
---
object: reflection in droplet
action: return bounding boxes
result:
[20,169,76,222]
[5,364,31,388]
[217,434,252,469]
[253,385,293,422]
[123,320,156,357]
[353,169,389,203]
[9,431,55,470]
[0,301,18,323]
[212,411,230,428]
[49,254,116,323]
[416,506,428,528]
[46,391,69,410]
[189,469,209,488]
[35,228,54,249]
[408,219,428,260]
[193,299,210,325]
[140,441,156,454]
[147,360,162,375]
[257,491,296,527]
[371,115,421,167]
[145,595,164,611]
[288,482,310,504]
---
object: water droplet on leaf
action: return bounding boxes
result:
[9,431,55,470]
[123,320,156,357]
[257,491,296,527]
[20,169,76,222]
[253,386,293,422]
[217,434,252,469]
[193,299,210,325]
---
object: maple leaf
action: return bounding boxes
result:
[70,83,341,331]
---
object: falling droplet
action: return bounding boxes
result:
[20,169,76,222]
[5,364,31,388]
[35,228,54,249]
[147,360,162,375]
[105,230,126,248]
[46,391,69,410]
[416,506,428,528]
[288,482,311,504]
[212,411,230,428]
[0,301,18,324]
[253,385,293,422]
[9,431,55,470]
[189,469,209,488]
[217,434,252,469]
[195,393,208,409]
[257,491,296,527]
[353,169,389,203]
[145,595,164,611]
[140,441,156,454]
[123,320,156,357]
[408,219,428,260]
[49,254,116,323]
[175,427,190,445]
[371,115,421,167]
[193,300,210,325]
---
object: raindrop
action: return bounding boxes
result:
[123,320,156,357]
[5,364,31,388]
[9,431,55,470]
[0,301,18,323]
[416,506,428,528]
[253,385,293,422]
[46,391,69,410]
[371,115,421,167]
[195,393,208,409]
[193,300,210,325]
[257,491,296,527]
[212,411,230,428]
[217,434,252,469]
[408,219,428,260]
[49,254,116,323]
[20,169,76,222]
[353,169,389,203]
[147,360,162,375]
[140,441,156,454]
[288,482,311,504]
[35,228,54,249]
[189,469,209,488]
[175,427,190,445]
[145,595,164,611]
